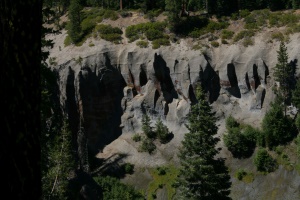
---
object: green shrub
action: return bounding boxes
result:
[211,41,219,47]
[152,38,170,49]
[221,30,234,40]
[296,115,300,132]
[103,9,119,20]
[236,169,247,180]
[206,21,229,32]
[157,166,167,175]
[132,133,142,142]
[126,22,167,42]
[254,148,278,173]
[122,163,134,174]
[296,134,300,157]
[155,118,170,144]
[93,176,144,199]
[222,39,229,44]
[271,32,284,42]
[226,115,240,129]
[224,126,256,158]
[233,30,255,42]
[119,10,131,18]
[139,138,156,154]
[94,24,122,43]
[89,43,95,47]
[81,18,96,35]
[64,35,72,46]
[145,29,163,41]
[136,40,148,48]
[240,9,251,18]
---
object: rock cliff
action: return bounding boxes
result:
[47,31,300,199]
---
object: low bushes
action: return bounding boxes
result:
[224,116,259,158]
[254,148,278,172]
[94,24,122,43]
[136,40,148,48]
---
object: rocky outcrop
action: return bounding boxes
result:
[50,33,300,155]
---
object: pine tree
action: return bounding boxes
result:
[142,113,155,138]
[176,86,231,200]
[68,0,82,43]
[165,0,181,30]
[273,41,292,114]
[155,118,169,143]
[42,119,76,199]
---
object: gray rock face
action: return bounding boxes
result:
[52,35,300,153]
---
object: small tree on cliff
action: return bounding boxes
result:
[142,113,155,138]
[273,41,293,114]
[176,85,231,199]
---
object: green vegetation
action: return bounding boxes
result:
[139,137,156,154]
[262,102,296,148]
[155,118,170,144]
[147,165,179,200]
[221,30,234,40]
[122,163,135,174]
[68,0,82,43]
[176,85,231,199]
[224,116,258,158]
[136,40,149,48]
[42,120,76,199]
[94,176,144,200]
[132,133,142,142]
[211,41,219,47]
[152,38,170,49]
[271,32,285,42]
[235,168,255,183]
[235,168,254,183]
[233,30,255,42]
[125,22,167,42]
[254,148,278,173]
[94,24,122,43]
[142,114,155,138]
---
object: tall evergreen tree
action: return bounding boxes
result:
[165,0,181,30]
[42,120,76,199]
[176,85,231,200]
[68,0,82,43]
[273,41,293,115]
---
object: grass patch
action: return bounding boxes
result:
[147,165,179,200]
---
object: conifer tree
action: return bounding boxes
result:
[68,0,82,43]
[155,118,169,143]
[142,113,155,138]
[273,41,292,115]
[42,119,76,199]
[177,85,231,200]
